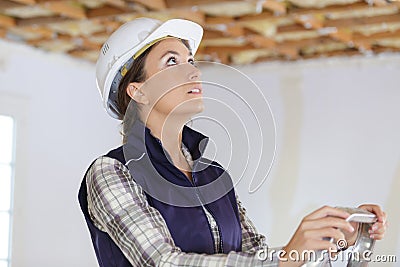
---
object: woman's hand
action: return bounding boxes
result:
[279,206,354,267]
[345,204,388,246]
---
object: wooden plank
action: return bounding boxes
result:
[0,0,24,10]
[86,5,128,18]
[293,14,325,29]
[203,29,225,39]
[274,29,320,42]
[282,36,333,47]
[290,2,367,15]
[35,0,64,2]
[97,19,120,32]
[202,44,256,55]
[16,15,69,26]
[124,9,205,25]
[351,21,400,36]
[324,14,400,28]
[0,14,16,27]
[41,1,86,19]
[198,1,259,17]
[289,0,362,9]
[201,37,247,47]
[205,16,235,25]
[133,0,166,10]
[231,48,277,64]
[105,0,126,8]
[0,27,7,38]
[246,34,276,48]
[9,25,54,40]
[301,48,360,59]
[262,0,287,14]
[169,8,205,25]
[236,11,275,22]
[276,46,299,59]
[366,0,389,6]
[372,46,400,52]
[165,0,228,8]
[277,23,305,33]
[69,49,99,62]
[329,27,353,43]
[80,36,102,50]
[23,25,54,38]
[10,0,36,4]
[289,1,399,20]
[324,5,398,20]
[353,28,400,40]
[204,22,244,37]
[300,41,350,56]
[47,20,105,37]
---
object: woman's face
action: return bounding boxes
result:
[134,38,203,121]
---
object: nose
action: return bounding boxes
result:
[189,64,201,81]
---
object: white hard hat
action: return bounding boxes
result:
[96,17,204,119]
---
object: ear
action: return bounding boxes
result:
[126,82,149,105]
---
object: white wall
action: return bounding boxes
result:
[198,57,400,266]
[0,40,120,267]
[0,39,398,266]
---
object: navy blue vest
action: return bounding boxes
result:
[78,121,242,266]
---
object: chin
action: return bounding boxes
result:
[191,100,205,114]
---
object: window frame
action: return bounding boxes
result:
[0,114,16,267]
[0,94,28,267]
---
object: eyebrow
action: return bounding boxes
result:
[159,50,193,60]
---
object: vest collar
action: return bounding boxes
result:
[125,119,209,164]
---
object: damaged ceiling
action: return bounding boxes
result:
[1,0,400,65]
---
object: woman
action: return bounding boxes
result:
[78,18,387,267]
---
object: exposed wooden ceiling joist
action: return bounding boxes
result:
[0,0,400,64]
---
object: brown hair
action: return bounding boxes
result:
[116,47,154,120]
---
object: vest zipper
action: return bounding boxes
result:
[192,161,224,254]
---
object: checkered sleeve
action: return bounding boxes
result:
[86,156,281,266]
[237,195,268,252]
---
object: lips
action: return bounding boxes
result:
[187,87,202,94]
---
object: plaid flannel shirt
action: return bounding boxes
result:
[86,145,281,266]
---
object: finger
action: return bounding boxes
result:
[359,204,386,223]
[313,240,338,252]
[347,221,359,234]
[370,233,385,240]
[370,222,386,235]
[305,228,346,246]
[306,205,350,221]
[304,216,355,233]
[299,238,338,252]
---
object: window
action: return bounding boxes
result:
[0,115,15,267]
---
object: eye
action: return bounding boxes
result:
[166,56,178,66]
[188,58,196,66]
